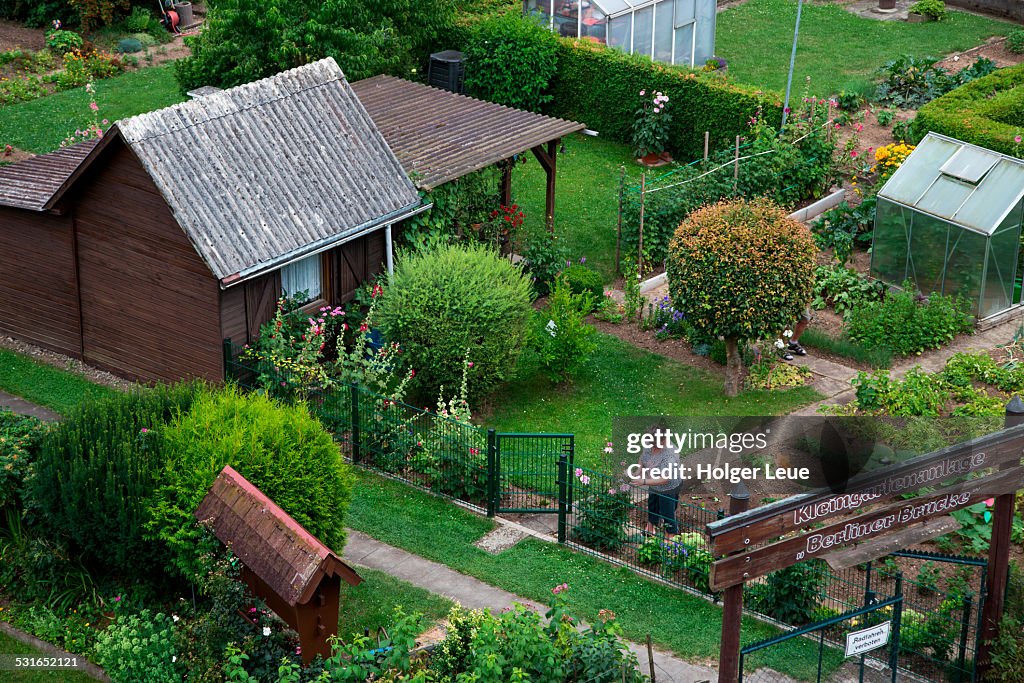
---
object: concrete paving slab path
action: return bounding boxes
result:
[0,390,60,421]
[344,529,718,682]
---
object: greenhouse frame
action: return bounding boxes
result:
[870,133,1024,321]
[524,0,717,67]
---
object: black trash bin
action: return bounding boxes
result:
[428,50,465,94]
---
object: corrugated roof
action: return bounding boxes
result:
[0,140,99,211]
[116,58,421,280]
[351,75,585,190]
[195,466,361,607]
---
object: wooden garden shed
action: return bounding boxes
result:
[0,58,424,383]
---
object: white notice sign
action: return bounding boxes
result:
[845,622,892,657]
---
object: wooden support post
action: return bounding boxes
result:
[615,166,624,275]
[718,482,751,683]
[531,140,559,233]
[646,634,656,683]
[977,396,1024,674]
[500,160,513,208]
[638,173,646,276]
[733,136,740,180]
[704,131,710,163]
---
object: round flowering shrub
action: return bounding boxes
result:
[666,198,816,396]
[377,242,532,402]
[872,142,915,186]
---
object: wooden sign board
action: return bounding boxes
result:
[706,424,1024,558]
[823,515,961,572]
[708,466,1022,591]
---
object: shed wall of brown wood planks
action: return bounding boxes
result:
[0,207,81,357]
[71,143,224,382]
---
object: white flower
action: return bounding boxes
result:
[172,615,179,622]
[783,329,793,338]
[263,626,271,637]
[774,339,785,349]
[546,320,558,338]
[172,656,177,663]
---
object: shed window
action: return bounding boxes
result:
[281,255,323,304]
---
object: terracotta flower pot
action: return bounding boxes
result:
[637,152,671,168]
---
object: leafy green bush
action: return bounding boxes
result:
[0,411,48,512]
[530,275,598,384]
[811,265,884,316]
[176,0,455,91]
[547,39,780,162]
[667,198,816,396]
[145,386,354,579]
[749,561,826,625]
[811,197,875,267]
[846,286,974,357]
[0,0,76,28]
[799,328,892,368]
[377,242,532,401]
[45,29,83,55]
[123,5,161,35]
[562,263,604,306]
[521,231,571,298]
[908,0,947,20]
[572,473,631,552]
[916,62,1024,157]
[1008,29,1024,55]
[96,610,178,683]
[875,55,996,109]
[29,384,199,581]
[463,13,558,112]
[988,617,1024,682]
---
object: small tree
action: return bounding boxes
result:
[666,198,815,396]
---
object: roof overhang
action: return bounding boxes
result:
[219,200,432,288]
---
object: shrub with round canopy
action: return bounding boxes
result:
[666,198,816,395]
[377,242,533,402]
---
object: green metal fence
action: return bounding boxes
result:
[225,339,989,681]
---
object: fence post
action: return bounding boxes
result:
[567,436,575,508]
[222,337,233,382]
[615,166,624,275]
[859,560,874,683]
[977,396,1024,676]
[557,452,568,544]
[889,573,903,683]
[487,429,498,518]
[955,594,972,683]
[350,385,361,464]
[718,481,751,683]
[703,131,709,163]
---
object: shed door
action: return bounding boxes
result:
[328,231,387,304]
[244,271,281,340]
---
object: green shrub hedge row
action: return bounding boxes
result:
[546,40,783,161]
[916,62,1024,158]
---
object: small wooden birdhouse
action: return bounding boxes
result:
[195,465,362,664]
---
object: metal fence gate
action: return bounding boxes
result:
[488,431,573,516]
[740,594,905,683]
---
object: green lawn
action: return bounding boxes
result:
[339,568,454,640]
[0,632,94,682]
[716,0,1014,96]
[0,349,119,415]
[513,133,644,282]
[349,471,845,680]
[0,66,184,154]
[484,333,820,469]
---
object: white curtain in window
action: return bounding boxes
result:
[281,255,322,302]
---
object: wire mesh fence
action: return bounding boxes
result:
[224,340,989,681]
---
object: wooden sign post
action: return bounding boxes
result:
[707,409,1024,683]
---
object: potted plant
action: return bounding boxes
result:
[631,89,672,167]
[877,0,896,10]
[907,0,947,21]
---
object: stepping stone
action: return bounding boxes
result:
[474,524,529,554]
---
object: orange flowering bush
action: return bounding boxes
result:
[666,198,816,395]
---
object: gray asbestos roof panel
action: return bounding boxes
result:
[116,58,420,281]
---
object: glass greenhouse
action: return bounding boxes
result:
[523,0,716,67]
[871,133,1024,320]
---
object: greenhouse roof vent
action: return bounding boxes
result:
[878,132,1024,236]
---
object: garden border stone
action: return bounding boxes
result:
[0,620,110,681]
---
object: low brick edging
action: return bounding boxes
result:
[0,620,110,682]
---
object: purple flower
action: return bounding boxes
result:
[579,256,586,264]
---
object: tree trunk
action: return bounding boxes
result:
[724,337,745,397]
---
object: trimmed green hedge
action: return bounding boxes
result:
[916,62,1024,157]
[546,40,783,161]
